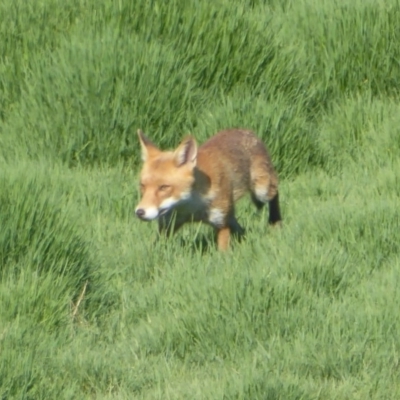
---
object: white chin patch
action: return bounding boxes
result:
[159,197,178,214]
[141,207,159,220]
[179,190,191,201]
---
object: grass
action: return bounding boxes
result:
[1,0,400,398]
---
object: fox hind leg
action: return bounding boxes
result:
[267,192,282,226]
[251,161,282,226]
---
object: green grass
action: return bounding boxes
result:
[1,0,400,398]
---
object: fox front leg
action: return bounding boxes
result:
[216,226,231,251]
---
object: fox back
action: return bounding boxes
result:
[135,129,281,251]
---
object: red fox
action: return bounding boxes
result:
[135,129,281,251]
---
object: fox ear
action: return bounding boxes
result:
[137,129,160,161]
[173,136,197,168]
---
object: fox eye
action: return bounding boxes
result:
[159,185,171,192]
[139,183,145,191]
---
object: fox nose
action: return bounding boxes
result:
[135,208,145,219]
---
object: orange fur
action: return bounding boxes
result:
[135,129,281,251]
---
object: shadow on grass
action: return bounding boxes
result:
[175,229,248,254]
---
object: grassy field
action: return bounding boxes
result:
[1,0,400,398]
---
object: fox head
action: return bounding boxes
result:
[135,129,197,221]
